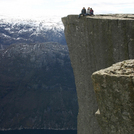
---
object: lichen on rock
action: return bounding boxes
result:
[104,60,134,75]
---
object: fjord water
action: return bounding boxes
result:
[0,129,77,134]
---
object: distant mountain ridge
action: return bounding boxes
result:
[0,15,66,49]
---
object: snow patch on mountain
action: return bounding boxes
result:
[0,15,66,47]
[0,15,64,31]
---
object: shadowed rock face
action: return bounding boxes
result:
[62,14,134,134]
[0,43,78,130]
[92,59,134,134]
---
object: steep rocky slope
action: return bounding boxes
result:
[0,43,77,130]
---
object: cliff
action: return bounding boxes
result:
[92,59,134,134]
[62,14,134,134]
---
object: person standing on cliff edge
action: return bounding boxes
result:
[78,7,86,18]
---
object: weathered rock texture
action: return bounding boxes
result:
[92,59,134,134]
[62,14,134,134]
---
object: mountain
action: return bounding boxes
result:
[0,15,66,49]
[0,42,77,130]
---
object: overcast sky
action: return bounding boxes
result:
[0,0,133,19]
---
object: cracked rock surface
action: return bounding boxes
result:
[92,59,134,134]
[98,59,134,76]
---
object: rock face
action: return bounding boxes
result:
[0,43,78,130]
[92,59,134,134]
[62,14,134,134]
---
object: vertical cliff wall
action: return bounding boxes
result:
[92,59,134,134]
[62,14,134,134]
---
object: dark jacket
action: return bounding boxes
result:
[90,9,93,15]
[81,9,86,14]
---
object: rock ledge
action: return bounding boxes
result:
[94,59,134,76]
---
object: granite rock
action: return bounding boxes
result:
[62,14,134,134]
[92,59,134,134]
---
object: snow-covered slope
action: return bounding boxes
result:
[0,15,64,30]
[0,15,66,48]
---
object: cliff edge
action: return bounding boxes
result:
[62,14,134,134]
